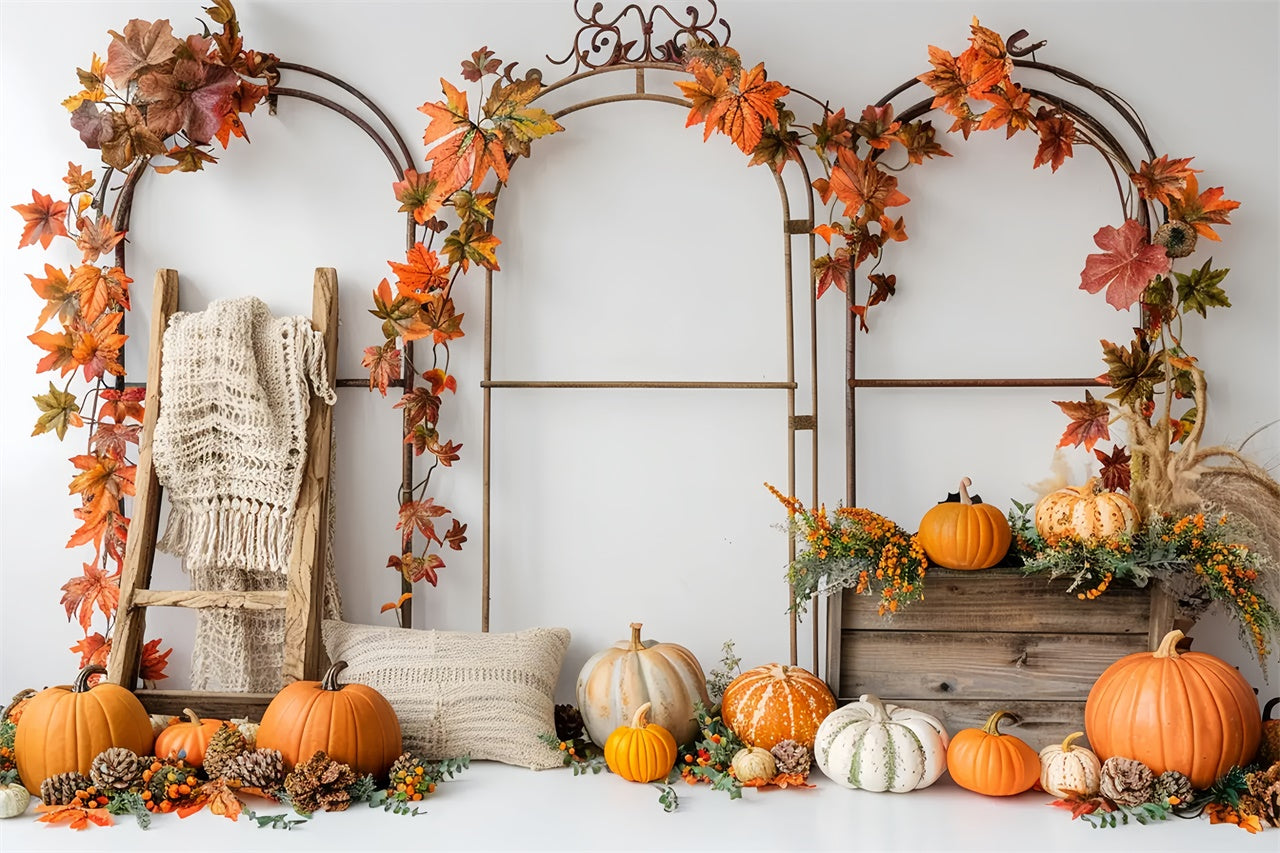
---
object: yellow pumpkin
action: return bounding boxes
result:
[917,477,1011,570]
[1034,478,1139,544]
[603,703,677,783]
[14,665,153,794]
[576,622,710,747]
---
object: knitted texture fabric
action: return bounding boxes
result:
[152,296,339,691]
[322,620,570,770]
[153,296,336,572]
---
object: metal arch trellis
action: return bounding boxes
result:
[831,27,1169,688]
[477,0,833,670]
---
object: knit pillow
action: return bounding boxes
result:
[322,620,570,770]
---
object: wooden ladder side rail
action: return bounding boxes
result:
[108,268,339,718]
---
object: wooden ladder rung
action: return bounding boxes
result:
[131,590,289,610]
[132,690,277,719]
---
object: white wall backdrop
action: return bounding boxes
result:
[2,0,1277,706]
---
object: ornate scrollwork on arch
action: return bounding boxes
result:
[546,0,731,71]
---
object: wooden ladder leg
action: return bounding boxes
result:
[282,268,339,683]
[108,270,180,688]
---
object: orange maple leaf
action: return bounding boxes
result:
[422,368,457,395]
[674,65,731,134]
[707,63,790,155]
[68,264,131,323]
[63,163,96,195]
[361,341,402,396]
[70,632,111,668]
[1032,109,1075,172]
[370,278,433,341]
[28,264,79,331]
[36,802,113,830]
[393,168,449,225]
[13,189,70,250]
[74,215,125,263]
[977,83,1032,138]
[29,328,79,376]
[1168,173,1239,241]
[813,248,852,299]
[139,637,171,682]
[390,243,451,300]
[397,498,449,544]
[71,311,128,382]
[98,386,145,424]
[828,148,910,224]
[420,77,510,194]
[917,46,968,116]
[1054,390,1111,451]
[69,451,136,508]
[60,562,120,632]
[1130,155,1200,206]
[416,292,466,345]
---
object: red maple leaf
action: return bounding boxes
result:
[1094,444,1132,493]
[140,637,172,681]
[394,388,441,428]
[387,552,445,587]
[397,499,449,544]
[828,149,910,225]
[13,190,70,250]
[1032,108,1074,172]
[361,341,402,396]
[60,562,121,631]
[1130,155,1199,206]
[91,422,141,460]
[98,386,145,423]
[813,249,852,299]
[443,519,468,551]
[1054,390,1111,451]
[1079,220,1171,310]
[71,632,111,668]
[75,215,126,263]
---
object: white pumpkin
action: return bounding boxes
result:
[813,693,949,793]
[0,780,30,819]
[576,622,710,747]
[730,747,776,784]
[1038,731,1102,798]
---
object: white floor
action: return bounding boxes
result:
[0,761,1274,853]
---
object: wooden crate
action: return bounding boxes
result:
[826,567,1177,745]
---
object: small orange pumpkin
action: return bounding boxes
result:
[1034,478,1139,544]
[256,660,402,779]
[14,665,154,794]
[917,477,1010,570]
[946,710,1040,796]
[721,663,835,749]
[603,702,677,783]
[154,708,224,767]
[1085,629,1261,788]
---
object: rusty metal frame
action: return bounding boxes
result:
[828,31,1164,688]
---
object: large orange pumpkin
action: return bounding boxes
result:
[720,664,835,749]
[1034,478,1139,544]
[14,665,154,795]
[256,660,402,779]
[1084,629,1261,788]
[917,477,1010,570]
[946,710,1040,796]
[154,708,224,768]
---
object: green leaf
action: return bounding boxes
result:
[654,783,679,812]
[1174,258,1230,317]
[32,381,84,440]
[1099,334,1164,407]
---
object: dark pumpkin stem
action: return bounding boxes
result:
[321,660,349,691]
[73,664,107,693]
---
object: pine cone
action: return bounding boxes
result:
[1246,763,1280,827]
[40,771,92,806]
[770,739,811,776]
[284,750,357,813]
[90,747,142,791]
[202,722,249,779]
[1152,769,1193,806]
[1099,756,1155,806]
[554,704,585,744]
[223,748,284,791]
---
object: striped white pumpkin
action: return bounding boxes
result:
[576,623,709,747]
[1038,731,1101,798]
[814,694,949,792]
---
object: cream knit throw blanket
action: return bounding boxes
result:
[153,296,338,691]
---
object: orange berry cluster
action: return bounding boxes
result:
[141,759,199,813]
[1076,571,1113,600]
[389,762,435,802]
[64,785,108,809]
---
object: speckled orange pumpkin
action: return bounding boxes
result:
[720,664,835,750]
[1034,478,1139,544]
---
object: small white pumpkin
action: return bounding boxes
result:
[576,622,710,747]
[229,717,260,748]
[814,693,949,793]
[730,747,776,784]
[0,780,31,819]
[149,713,176,739]
[1038,731,1102,798]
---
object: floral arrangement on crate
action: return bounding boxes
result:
[11,0,278,678]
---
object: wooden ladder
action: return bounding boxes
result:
[107,268,339,719]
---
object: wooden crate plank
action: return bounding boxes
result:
[857,698,1091,748]
[841,568,1155,634]
[135,690,275,720]
[108,270,180,688]
[839,630,1147,702]
[132,589,288,610]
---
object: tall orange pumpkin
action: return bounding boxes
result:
[946,710,1040,796]
[917,477,1010,570]
[256,661,402,779]
[14,665,154,794]
[720,664,835,749]
[1085,629,1261,788]
[154,708,224,767]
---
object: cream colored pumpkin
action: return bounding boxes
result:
[1034,478,1139,544]
[730,746,776,784]
[576,622,710,747]
[1038,731,1102,798]
[230,717,260,748]
[0,781,30,819]
[813,694,949,792]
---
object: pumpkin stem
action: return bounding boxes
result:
[1060,731,1084,753]
[2,689,35,721]
[321,660,349,691]
[981,709,1019,735]
[1084,477,1105,495]
[631,702,653,728]
[180,708,202,726]
[958,477,974,505]
[72,664,107,693]
[1153,629,1185,659]
[628,622,644,652]
[859,693,890,720]
[768,663,788,680]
